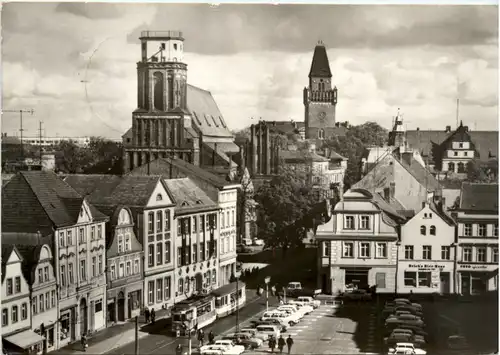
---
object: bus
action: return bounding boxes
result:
[171,294,216,336]
[212,281,246,318]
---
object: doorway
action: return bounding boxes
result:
[117,292,125,322]
[321,274,328,294]
[79,298,88,336]
[107,301,116,324]
[195,273,203,293]
[440,272,450,294]
[461,273,471,295]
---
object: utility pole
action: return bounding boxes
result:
[38,121,44,164]
[134,316,139,355]
[2,109,35,160]
[235,279,240,333]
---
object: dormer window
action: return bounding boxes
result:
[196,200,203,205]
[156,194,163,201]
[219,116,227,128]
[181,201,189,207]
[211,115,219,127]
[204,114,212,127]
[193,112,202,126]
[459,143,463,148]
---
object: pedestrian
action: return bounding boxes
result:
[151,308,156,324]
[198,329,205,346]
[268,336,276,353]
[208,331,215,344]
[278,335,285,353]
[81,334,88,352]
[271,285,276,296]
[286,335,294,354]
[145,308,150,323]
[175,344,183,355]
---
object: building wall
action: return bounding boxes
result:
[393,161,430,212]
[219,188,238,286]
[2,249,31,337]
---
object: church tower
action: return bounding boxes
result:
[388,109,406,148]
[303,41,338,140]
[124,30,198,172]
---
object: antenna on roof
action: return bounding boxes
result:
[456,75,460,129]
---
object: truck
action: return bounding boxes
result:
[277,282,322,299]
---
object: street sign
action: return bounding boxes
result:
[264,276,271,284]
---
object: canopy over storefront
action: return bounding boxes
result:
[4,330,45,349]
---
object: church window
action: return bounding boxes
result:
[153,72,164,111]
[318,129,325,140]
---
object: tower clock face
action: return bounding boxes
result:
[318,111,326,122]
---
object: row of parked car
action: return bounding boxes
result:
[197,297,321,355]
[383,298,428,355]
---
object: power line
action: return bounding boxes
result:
[38,121,44,164]
[2,109,35,160]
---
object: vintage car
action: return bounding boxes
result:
[222,332,263,349]
[342,289,372,301]
[387,342,427,355]
[296,296,321,309]
[211,340,246,355]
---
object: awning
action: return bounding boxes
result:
[204,142,240,154]
[5,330,45,349]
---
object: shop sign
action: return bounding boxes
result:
[220,229,236,237]
[458,264,491,270]
[408,263,445,271]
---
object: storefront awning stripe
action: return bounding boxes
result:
[5,330,45,349]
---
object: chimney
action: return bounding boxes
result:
[389,182,395,199]
[416,127,420,131]
[464,126,469,132]
[422,201,426,209]
[445,126,451,133]
[212,143,217,167]
[383,187,390,201]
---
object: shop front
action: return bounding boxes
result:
[58,307,76,347]
[107,280,143,325]
[398,262,454,294]
[458,263,498,295]
[4,329,45,355]
[33,322,56,353]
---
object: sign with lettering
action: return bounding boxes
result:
[458,264,492,271]
[220,229,236,237]
[408,264,445,271]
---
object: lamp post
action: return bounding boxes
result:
[264,276,270,311]
[235,276,240,333]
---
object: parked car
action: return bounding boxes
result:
[277,305,305,319]
[385,333,426,348]
[386,310,412,320]
[343,289,372,301]
[251,319,288,332]
[222,333,263,349]
[199,345,224,355]
[388,342,427,355]
[268,310,300,326]
[286,301,314,315]
[236,244,252,253]
[255,325,280,340]
[296,296,321,309]
[212,340,246,355]
[386,324,428,338]
[253,238,265,246]
[390,329,426,344]
[386,315,425,328]
[242,238,253,246]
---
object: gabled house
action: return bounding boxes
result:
[2,171,109,348]
[1,245,45,354]
[315,189,406,295]
[64,174,177,313]
[398,202,456,294]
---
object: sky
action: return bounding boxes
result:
[2,3,498,139]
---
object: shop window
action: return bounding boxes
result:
[420,226,426,235]
[418,272,432,287]
[404,245,414,260]
[404,272,417,287]
[463,246,472,262]
[441,246,451,260]
[464,224,472,236]
[478,224,487,237]
[343,242,354,258]
[430,226,436,236]
[422,245,432,260]
[60,315,70,341]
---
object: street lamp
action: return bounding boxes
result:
[182,312,196,355]
[264,276,271,311]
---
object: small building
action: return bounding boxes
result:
[2,245,45,354]
[398,202,456,294]
[453,182,498,295]
[315,189,406,295]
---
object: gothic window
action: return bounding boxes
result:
[457,162,465,173]
[318,129,325,140]
[448,162,455,172]
[153,72,164,111]
[167,75,174,110]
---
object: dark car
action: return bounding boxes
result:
[222,333,263,349]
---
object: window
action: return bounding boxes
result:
[430,226,436,236]
[185,277,190,293]
[156,193,163,201]
[98,225,103,239]
[164,277,171,300]
[148,245,154,267]
[60,266,66,286]
[221,213,225,229]
[79,228,85,243]
[126,261,131,276]
[422,245,432,260]
[51,290,55,308]
[38,268,43,283]
[2,309,8,326]
[342,242,354,258]
[359,242,370,258]
[110,265,116,280]
[119,263,124,278]
[148,212,154,234]
[157,211,163,232]
[454,151,458,156]
[318,129,325,140]
[464,224,472,236]
[59,232,65,247]
[157,278,163,301]
[495,224,499,237]
[148,281,154,305]
[199,215,204,232]
[32,298,37,315]
[165,210,171,231]
[156,243,163,265]
[212,269,217,284]
[322,242,330,257]
[68,263,74,284]
[178,278,184,294]
[6,278,12,296]
[220,238,224,254]
[459,143,463,148]
[404,271,417,286]
[360,215,370,230]
[91,226,95,240]
[40,294,44,312]
[192,216,197,233]
[441,246,451,260]
[15,276,21,293]
[464,152,468,157]
[80,259,87,281]
[193,244,198,263]
[376,243,387,258]
[21,303,27,320]
[67,230,73,245]
[44,266,49,281]
[125,234,131,252]
[404,245,414,260]
[118,234,124,253]
[418,272,431,287]
[344,216,354,229]
[476,247,487,262]
[375,273,386,288]
[478,224,487,237]
[463,246,472,262]
[98,255,103,275]
[165,241,171,263]
[12,305,18,323]
[420,226,426,235]
[45,292,50,310]
[493,248,498,263]
[92,257,96,277]
[134,259,139,274]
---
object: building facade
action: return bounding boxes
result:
[453,183,498,295]
[315,190,405,295]
[398,202,456,294]
[218,187,238,285]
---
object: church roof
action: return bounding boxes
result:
[163,178,218,215]
[309,43,332,78]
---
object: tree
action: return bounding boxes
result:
[467,159,497,183]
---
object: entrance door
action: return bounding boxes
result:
[195,273,203,292]
[321,274,327,294]
[107,302,116,323]
[117,292,125,322]
[461,273,471,295]
[79,298,88,336]
[440,272,450,294]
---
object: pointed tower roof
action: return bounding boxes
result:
[309,41,332,78]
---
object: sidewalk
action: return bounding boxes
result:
[52,289,259,355]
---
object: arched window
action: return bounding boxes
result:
[156,194,163,201]
[167,75,174,110]
[153,72,164,111]
[318,129,325,140]
[430,226,436,236]
[420,226,426,235]
[457,162,465,173]
[448,162,455,172]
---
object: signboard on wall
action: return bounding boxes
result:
[458,264,494,271]
[408,264,445,271]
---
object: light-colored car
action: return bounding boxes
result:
[199,345,225,355]
[297,296,321,309]
[239,328,259,339]
[394,298,412,305]
[388,342,427,355]
[261,311,284,322]
[385,333,426,348]
[253,238,264,246]
[286,282,302,291]
[386,310,412,320]
[277,305,305,319]
[343,289,372,301]
[242,238,253,246]
[391,329,426,344]
[286,301,314,315]
[268,310,300,326]
[255,325,280,340]
[212,340,246,355]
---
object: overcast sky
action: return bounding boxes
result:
[2,3,498,139]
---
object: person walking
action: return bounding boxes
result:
[175,344,183,355]
[151,308,156,324]
[268,336,276,353]
[278,335,286,353]
[208,330,215,344]
[145,308,150,323]
[286,335,294,354]
[81,334,88,352]
[198,329,205,346]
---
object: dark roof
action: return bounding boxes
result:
[16,245,42,286]
[279,150,329,163]
[326,150,347,161]
[187,84,233,139]
[1,244,16,282]
[309,43,332,78]
[459,182,498,212]
[1,136,22,145]
[212,281,246,297]
[257,121,305,136]
[2,171,107,235]
[163,178,217,215]
[428,201,455,226]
